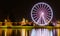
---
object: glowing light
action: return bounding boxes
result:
[5,30,7,36]
[41,11,44,16]
[21,18,26,25]
[5,19,7,22]
[4,19,12,26]
[56,24,60,36]
[26,19,28,23]
[21,29,26,36]
[31,29,53,36]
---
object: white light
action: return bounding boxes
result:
[41,12,44,16]
[31,29,53,36]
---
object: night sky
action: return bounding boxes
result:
[0,0,60,22]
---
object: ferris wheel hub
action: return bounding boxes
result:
[41,12,44,16]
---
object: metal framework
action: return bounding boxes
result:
[31,2,53,26]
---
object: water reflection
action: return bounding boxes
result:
[31,29,56,36]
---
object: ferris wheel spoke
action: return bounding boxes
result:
[36,5,39,9]
[48,11,51,13]
[37,17,41,24]
[47,9,51,12]
[34,7,37,10]
[42,16,47,24]
[46,15,51,21]
[46,17,50,21]
[44,5,47,9]
[34,6,38,10]
[33,15,37,19]
[46,7,49,10]
[35,17,39,22]
[35,7,38,10]
[32,12,37,14]
[33,9,37,12]
[40,18,44,24]
[33,15,36,17]
[47,15,51,19]
[45,5,49,10]
[38,4,40,8]
[48,12,51,14]
[41,4,43,7]
[43,4,46,8]
[49,14,51,17]
[47,13,51,16]
[42,4,45,8]
[39,4,41,8]
[32,13,37,16]
[41,4,42,7]
[47,8,50,11]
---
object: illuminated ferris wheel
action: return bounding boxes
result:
[31,2,53,26]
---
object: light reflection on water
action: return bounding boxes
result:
[31,29,55,36]
[0,28,57,36]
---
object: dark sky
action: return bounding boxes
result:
[0,0,60,22]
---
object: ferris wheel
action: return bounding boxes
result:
[31,2,53,26]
